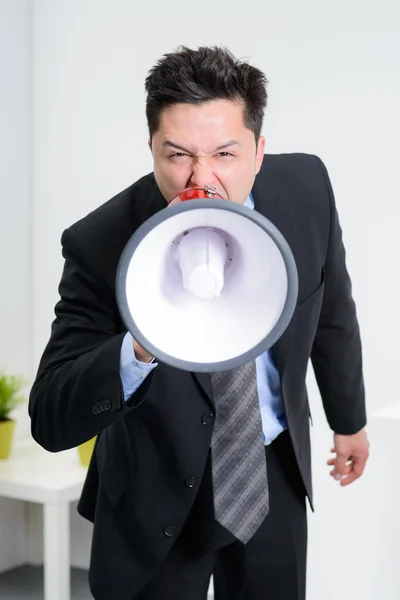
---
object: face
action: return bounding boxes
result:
[149,99,265,205]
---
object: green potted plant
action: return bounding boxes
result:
[0,371,26,459]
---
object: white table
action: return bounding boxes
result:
[0,438,87,600]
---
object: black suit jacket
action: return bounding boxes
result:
[29,153,366,600]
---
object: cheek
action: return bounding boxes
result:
[217,161,251,187]
[156,161,187,188]
[218,164,254,202]
[220,159,247,175]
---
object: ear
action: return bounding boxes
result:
[255,136,265,174]
[148,139,152,153]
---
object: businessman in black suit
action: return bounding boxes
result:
[29,46,369,600]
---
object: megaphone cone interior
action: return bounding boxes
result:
[176,227,228,299]
[116,188,298,372]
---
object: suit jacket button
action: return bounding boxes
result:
[104,399,111,410]
[201,413,214,426]
[92,404,99,415]
[185,477,196,488]
[163,525,176,537]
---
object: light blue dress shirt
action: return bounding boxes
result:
[119,194,287,445]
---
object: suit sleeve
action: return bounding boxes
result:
[28,226,155,452]
[310,157,367,435]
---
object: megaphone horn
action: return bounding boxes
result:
[116,186,298,372]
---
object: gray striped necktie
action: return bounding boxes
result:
[210,360,269,544]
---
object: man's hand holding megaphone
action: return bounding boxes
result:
[133,339,153,363]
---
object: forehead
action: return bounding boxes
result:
[155,99,249,148]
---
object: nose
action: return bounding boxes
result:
[188,156,217,189]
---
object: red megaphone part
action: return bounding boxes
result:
[168,185,226,206]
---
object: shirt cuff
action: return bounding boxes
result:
[120,332,158,401]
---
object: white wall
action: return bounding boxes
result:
[0,0,32,416]
[0,0,31,573]
[31,0,400,414]
[2,0,400,597]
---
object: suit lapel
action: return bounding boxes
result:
[191,372,214,408]
[251,167,297,381]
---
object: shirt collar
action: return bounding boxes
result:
[244,192,254,209]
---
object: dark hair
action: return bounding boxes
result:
[145,46,268,143]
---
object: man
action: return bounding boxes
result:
[29,46,369,600]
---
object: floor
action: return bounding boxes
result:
[0,564,215,599]
[0,565,92,599]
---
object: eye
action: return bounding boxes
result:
[217,152,233,157]
[168,153,189,158]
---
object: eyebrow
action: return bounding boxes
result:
[163,140,240,153]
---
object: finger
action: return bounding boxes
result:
[340,456,368,486]
[327,458,352,466]
[333,454,350,480]
[330,464,352,477]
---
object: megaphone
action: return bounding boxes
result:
[116,185,298,372]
